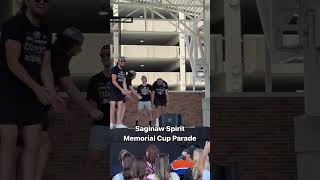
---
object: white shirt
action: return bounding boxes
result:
[202,169,210,180]
[147,172,180,180]
[113,173,124,180]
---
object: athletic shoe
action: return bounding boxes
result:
[155,118,159,127]
[110,123,115,129]
[116,124,128,128]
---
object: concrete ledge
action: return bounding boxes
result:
[212,92,304,97]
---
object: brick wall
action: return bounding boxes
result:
[123,92,205,127]
[212,95,304,180]
[44,92,204,180]
[45,100,108,180]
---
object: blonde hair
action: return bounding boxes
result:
[155,153,172,180]
[192,148,210,180]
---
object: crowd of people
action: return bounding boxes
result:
[112,142,211,180]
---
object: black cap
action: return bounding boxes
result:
[185,145,197,158]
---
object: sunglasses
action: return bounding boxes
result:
[119,60,126,63]
[34,0,49,3]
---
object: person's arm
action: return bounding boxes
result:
[198,142,210,175]
[41,51,55,94]
[130,86,142,99]
[86,78,99,109]
[123,76,128,92]
[151,85,155,106]
[165,89,169,104]
[111,74,127,95]
[59,76,102,120]
[6,40,52,105]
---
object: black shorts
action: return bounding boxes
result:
[154,97,167,107]
[110,89,125,102]
[0,87,48,127]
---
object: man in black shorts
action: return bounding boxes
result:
[152,78,170,126]
[35,27,104,180]
[0,0,61,179]
[110,57,128,129]
[136,76,153,125]
[84,45,111,180]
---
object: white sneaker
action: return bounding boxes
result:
[116,124,128,128]
[110,123,115,129]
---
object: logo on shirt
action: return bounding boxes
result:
[117,71,125,82]
[24,31,49,64]
[141,86,151,96]
[33,31,41,39]
[98,81,111,105]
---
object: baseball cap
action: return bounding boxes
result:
[128,70,136,76]
[185,145,197,157]
[59,27,84,45]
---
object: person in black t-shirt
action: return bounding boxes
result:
[0,1,61,180]
[84,45,110,180]
[120,70,142,124]
[110,57,129,129]
[136,76,153,125]
[35,27,104,180]
[152,78,170,126]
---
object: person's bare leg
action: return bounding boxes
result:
[155,107,161,119]
[135,109,143,125]
[110,101,117,125]
[84,150,104,180]
[147,109,153,123]
[120,103,126,123]
[21,124,41,180]
[116,101,124,125]
[0,125,18,180]
[35,131,51,180]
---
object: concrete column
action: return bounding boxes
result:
[224,0,242,92]
[112,2,120,65]
[179,12,187,91]
[295,2,320,180]
[202,0,211,127]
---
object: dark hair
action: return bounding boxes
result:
[20,0,27,12]
[122,153,135,180]
[54,34,80,52]
[131,157,147,179]
[146,144,160,164]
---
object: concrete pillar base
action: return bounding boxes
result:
[295,115,320,180]
[202,97,210,127]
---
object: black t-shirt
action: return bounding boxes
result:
[51,43,72,86]
[152,80,168,99]
[86,72,111,126]
[183,168,193,180]
[0,13,52,96]
[137,84,153,101]
[110,66,126,91]
[126,76,133,88]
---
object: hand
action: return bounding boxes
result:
[166,100,170,106]
[121,89,127,95]
[204,141,210,153]
[51,94,66,113]
[89,109,104,120]
[33,85,53,106]
[138,95,143,100]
